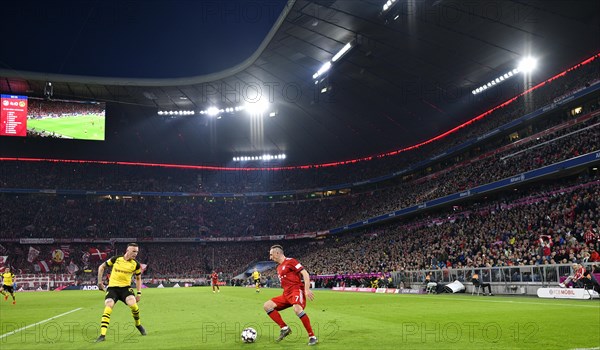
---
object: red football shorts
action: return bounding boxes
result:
[271,288,306,310]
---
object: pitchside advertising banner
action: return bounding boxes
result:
[537,287,599,299]
[63,285,100,291]
[1,94,28,136]
[332,287,424,294]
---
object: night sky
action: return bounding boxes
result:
[0,0,288,78]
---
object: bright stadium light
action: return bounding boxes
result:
[245,100,269,115]
[382,0,397,12]
[517,57,538,73]
[312,61,332,80]
[472,56,539,95]
[199,102,276,119]
[311,39,354,81]
[233,153,287,162]
[158,110,195,116]
[206,107,220,116]
[332,42,352,62]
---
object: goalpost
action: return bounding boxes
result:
[16,276,51,292]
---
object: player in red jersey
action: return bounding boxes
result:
[263,245,317,346]
[211,271,220,293]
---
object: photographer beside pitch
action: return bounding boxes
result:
[263,244,318,346]
[96,243,146,342]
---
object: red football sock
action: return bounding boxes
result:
[298,311,314,337]
[267,309,287,328]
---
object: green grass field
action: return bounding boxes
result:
[27,115,105,140]
[0,287,598,349]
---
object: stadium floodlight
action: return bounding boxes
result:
[199,102,275,119]
[233,153,287,162]
[206,107,220,116]
[310,40,352,81]
[517,57,537,73]
[382,0,397,12]
[312,61,332,80]
[245,100,269,115]
[472,56,539,95]
[157,110,195,115]
[332,42,352,62]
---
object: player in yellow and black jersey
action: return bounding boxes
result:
[252,268,261,293]
[1,267,16,304]
[95,243,146,342]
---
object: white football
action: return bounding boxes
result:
[241,327,257,343]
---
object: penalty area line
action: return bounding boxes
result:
[0,307,83,339]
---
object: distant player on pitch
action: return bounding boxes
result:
[252,267,261,293]
[0,267,16,304]
[211,270,220,293]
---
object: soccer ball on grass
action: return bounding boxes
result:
[241,327,257,343]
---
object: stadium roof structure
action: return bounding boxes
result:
[1,0,599,166]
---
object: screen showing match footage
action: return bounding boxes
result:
[1,95,106,140]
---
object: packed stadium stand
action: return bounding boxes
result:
[1,55,599,289]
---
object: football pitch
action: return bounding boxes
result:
[0,287,598,349]
[27,115,105,140]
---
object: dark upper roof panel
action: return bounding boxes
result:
[0,0,599,166]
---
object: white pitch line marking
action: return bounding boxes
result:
[0,307,83,339]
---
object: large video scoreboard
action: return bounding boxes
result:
[0,94,106,140]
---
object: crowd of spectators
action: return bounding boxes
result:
[294,179,599,276]
[1,114,597,240]
[2,174,598,280]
